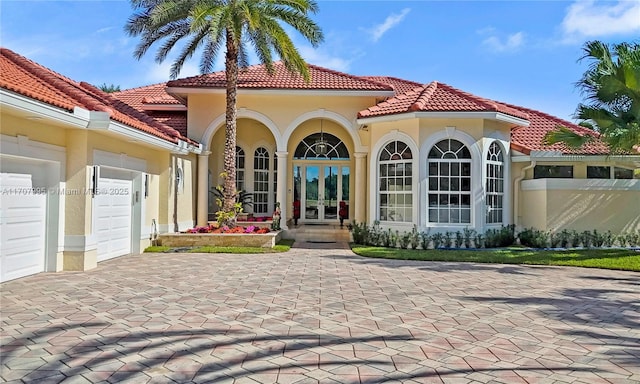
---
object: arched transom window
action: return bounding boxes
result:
[428,139,471,224]
[253,147,270,214]
[379,141,413,222]
[235,146,245,192]
[294,133,349,160]
[486,142,504,224]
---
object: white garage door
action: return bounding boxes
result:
[95,177,132,262]
[0,173,46,282]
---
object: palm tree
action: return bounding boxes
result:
[125,0,323,216]
[545,40,640,154]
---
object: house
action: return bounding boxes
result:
[0,48,201,282]
[1,48,638,282]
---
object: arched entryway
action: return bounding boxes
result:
[292,132,351,223]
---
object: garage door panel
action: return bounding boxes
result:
[95,177,132,262]
[1,173,46,282]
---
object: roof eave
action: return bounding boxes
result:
[166,86,395,98]
[357,111,530,126]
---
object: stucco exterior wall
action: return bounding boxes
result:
[520,179,640,233]
[1,107,195,273]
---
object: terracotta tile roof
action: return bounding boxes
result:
[357,81,529,120]
[167,61,394,91]
[112,84,187,133]
[112,83,183,110]
[506,103,610,155]
[0,48,194,145]
[361,76,422,96]
[146,111,188,137]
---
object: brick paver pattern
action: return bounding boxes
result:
[1,243,639,383]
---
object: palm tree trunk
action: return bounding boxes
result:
[223,29,239,214]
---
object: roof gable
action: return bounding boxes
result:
[166,61,394,92]
[357,81,529,120]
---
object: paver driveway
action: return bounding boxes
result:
[1,243,639,383]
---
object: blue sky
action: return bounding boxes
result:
[1,1,639,121]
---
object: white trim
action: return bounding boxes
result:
[141,104,187,111]
[282,109,364,153]
[1,90,88,129]
[357,111,530,126]
[1,134,66,272]
[369,131,420,227]
[2,91,200,155]
[0,134,66,166]
[420,129,483,230]
[528,152,640,163]
[522,178,640,191]
[167,87,394,97]
[93,150,147,173]
[481,139,511,228]
[201,108,281,152]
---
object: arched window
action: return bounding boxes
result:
[235,146,245,192]
[486,142,504,224]
[379,141,413,222]
[294,133,349,160]
[428,139,472,224]
[253,147,270,214]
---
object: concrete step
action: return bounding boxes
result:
[285,224,351,243]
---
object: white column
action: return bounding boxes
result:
[197,151,211,227]
[276,151,289,229]
[354,152,367,224]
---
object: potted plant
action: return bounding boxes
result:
[339,201,348,227]
[293,200,301,225]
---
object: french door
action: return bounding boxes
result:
[294,163,350,223]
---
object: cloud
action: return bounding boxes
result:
[145,60,202,84]
[482,32,525,53]
[298,45,355,72]
[367,8,411,42]
[561,0,640,38]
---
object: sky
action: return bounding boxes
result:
[1,0,639,121]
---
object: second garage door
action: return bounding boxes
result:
[95,176,132,262]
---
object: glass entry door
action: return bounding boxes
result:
[295,164,349,223]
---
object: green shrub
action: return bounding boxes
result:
[420,231,431,250]
[518,228,549,248]
[485,225,516,248]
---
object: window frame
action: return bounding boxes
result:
[427,139,472,225]
[485,142,504,225]
[377,140,414,223]
[253,147,270,214]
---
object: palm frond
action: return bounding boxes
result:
[544,126,596,149]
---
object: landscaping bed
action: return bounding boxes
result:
[158,230,282,248]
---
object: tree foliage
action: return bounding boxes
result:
[545,40,640,154]
[125,0,324,221]
[98,83,121,93]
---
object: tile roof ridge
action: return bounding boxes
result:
[1,47,113,113]
[113,82,169,95]
[437,82,529,120]
[302,65,394,90]
[409,81,438,111]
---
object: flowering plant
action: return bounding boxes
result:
[183,225,269,234]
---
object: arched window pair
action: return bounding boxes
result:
[378,139,504,225]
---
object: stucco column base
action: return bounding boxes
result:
[63,250,98,271]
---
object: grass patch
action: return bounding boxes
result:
[144,239,295,254]
[350,245,640,271]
